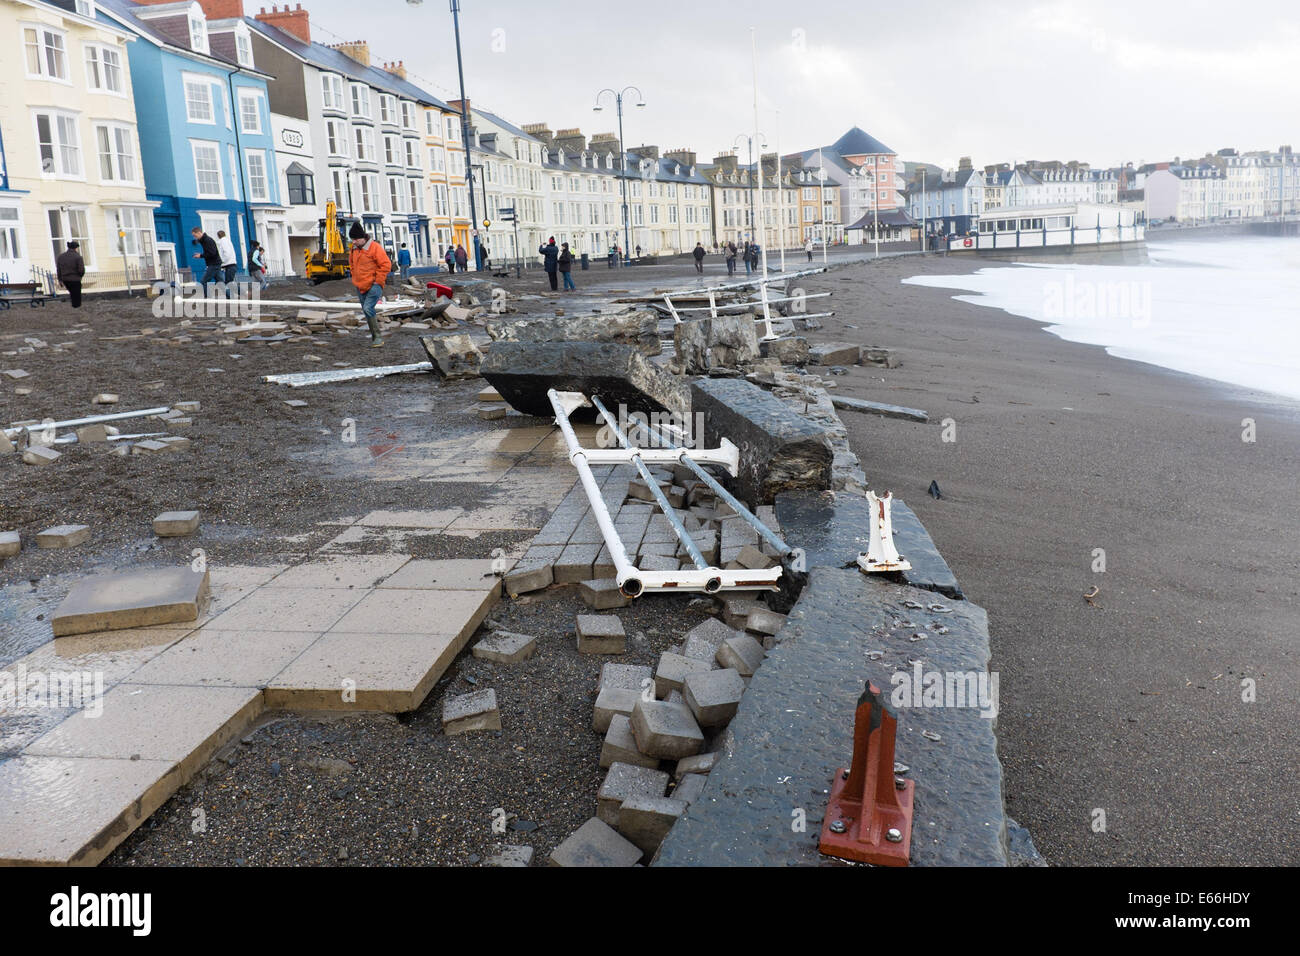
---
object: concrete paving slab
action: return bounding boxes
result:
[267,555,410,589]
[356,509,461,529]
[597,761,670,826]
[0,755,184,865]
[471,631,537,663]
[548,817,643,867]
[36,525,91,549]
[441,688,501,735]
[630,699,705,759]
[328,588,493,637]
[153,511,201,537]
[600,714,660,770]
[51,567,210,637]
[377,559,500,591]
[205,586,365,632]
[129,629,324,688]
[618,795,687,857]
[445,505,544,532]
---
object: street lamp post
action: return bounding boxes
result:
[734,132,767,250]
[594,86,644,266]
[405,0,481,271]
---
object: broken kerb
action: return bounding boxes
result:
[548,389,782,597]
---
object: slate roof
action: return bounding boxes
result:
[96,0,274,77]
[828,126,895,157]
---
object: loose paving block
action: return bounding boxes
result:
[441,689,501,735]
[654,651,713,698]
[548,817,642,867]
[808,342,862,366]
[591,547,618,580]
[600,715,660,770]
[132,439,171,455]
[36,525,91,549]
[92,393,119,404]
[671,771,708,806]
[674,751,718,779]
[174,401,201,413]
[23,446,61,466]
[0,531,19,558]
[597,761,670,826]
[2,369,29,379]
[75,424,109,443]
[596,662,653,696]
[579,578,631,610]
[716,634,766,677]
[486,845,533,867]
[154,510,200,537]
[746,607,787,636]
[593,686,642,733]
[284,399,309,408]
[504,545,560,596]
[722,597,764,630]
[736,544,776,570]
[472,630,537,664]
[638,553,679,573]
[555,542,601,584]
[419,333,483,379]
[617,795,688,857]
[477,386,503,403]
[51,566,209,637]
[476,403,507,421]
[630,699,704,760]
[683,668,745,727]
[576,614,626,655]
[681,618,741,661]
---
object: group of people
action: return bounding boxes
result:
[538,237,577,290]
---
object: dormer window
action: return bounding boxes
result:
[75,0,95,16]
[188,7,208,54]
[234,23,252,67]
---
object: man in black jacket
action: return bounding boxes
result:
[692,242,706,274]
[538,237,558,290]
[56,241,85,308]
[191,226,222,291]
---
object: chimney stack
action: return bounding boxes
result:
[254,3,310,43]
[329,39,370,66]
[383,60,406,80]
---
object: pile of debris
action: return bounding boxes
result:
[2,398,200,463]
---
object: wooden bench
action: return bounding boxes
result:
[0,282,48,310]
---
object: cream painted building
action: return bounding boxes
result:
[1,0,158,289]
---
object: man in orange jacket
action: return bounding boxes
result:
[349,222,392,347]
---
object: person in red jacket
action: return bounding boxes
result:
[348,222,391,347]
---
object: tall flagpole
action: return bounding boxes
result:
[819,146,827,266]
[751,28,774,340]
[776,108,785,273]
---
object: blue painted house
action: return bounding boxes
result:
[97,0,284,274]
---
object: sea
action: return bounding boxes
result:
[901,236,1300,403]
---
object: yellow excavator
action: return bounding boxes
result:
[303,200,356,284]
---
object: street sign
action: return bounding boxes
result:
[498,207,515,216]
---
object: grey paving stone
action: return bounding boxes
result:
[548,817,643,867]
[472,631,537,664]
[716,634,766,677]
[597,762,669,827]
[441,689,501,735]
[593,687,642,733]
[746,608,787,636]
[555,543,601,584]
[485,845,534,867]
[617,795,687,857]
[579,578,631,609]
[596,662,653,696]
[681,618,742,662]
[0,531,21,558]
[631,699,704,760]
[504,545,562,596]
[153,510,200,537]
[670,771,708,806]
[654,651,713,698]
[576,614,626,655]
[674,751,718,780]
[600,715,660,770]
[683,668,745,727]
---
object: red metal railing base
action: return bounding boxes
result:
[818,682,914,866]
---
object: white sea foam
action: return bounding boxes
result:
[902,237,1300,402]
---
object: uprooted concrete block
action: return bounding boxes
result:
[0,531,20,558]
[487,310,661,356]
[691,377,833,505]
[481,342,689,418]
[51,565,208,635]
[673,314,761,374]
[548,817,642,867]
[760,336,810,366]
[419,333,483,380]
[809,343,862,366]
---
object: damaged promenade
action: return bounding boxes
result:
[0,251,1031,867]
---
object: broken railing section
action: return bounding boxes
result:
[656,266,833,341]
[819,682,915,867]
[857,491,912,574]
[262,362,433,388]
[548,388,785,597]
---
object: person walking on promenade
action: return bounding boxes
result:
[56,241,85,308]
[635,244,642,260]
[248,240,269,291]
[692,241,705,274]
[348,222,391,348]
[397,243,412,282]
[191,226,222,292]
[539,237,559,290]
[445,246,456,273]
[743,241,753,275]
[216,230,238,287]
[725,240,737,276]
[455,243,468,272]
[481,242,490,270]
[749,241,761,274]
[559,241,576,290]
[805,238,814,262]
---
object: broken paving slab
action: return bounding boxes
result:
[471,630,537,664]
[691,377,833,505]
[549,817,642,867]
[654,567,1008,867]
[51,566,210,637]
[831,395,928,423]
[419,333,483,379]
[481,341,689,419]
[441,688,502,735]
[775,491,963,599]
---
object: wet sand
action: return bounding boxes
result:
[811,252,1300,865]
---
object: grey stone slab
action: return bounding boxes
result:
[654,567,1007,867]
[549,817,643,867]
[576,614,626,654]
[683,668,745,727]
[674,752,718,779]
[747,608,787,636]
[486,845,534,867]
[691,377,833,506]
[579,578,631,609]
[593,687,641,733]
[0,531,20,558]
[486,310,661,355]
[681,618,741,663]
[51,567,209,637]
[555,543,601,584]
[654,651,713,698]
[831,395,928,423]
[619,795,687,857]
[774,491,963,599]
[808,342,862,366]
[441,689,501,735]
[597,762,670,826]
[716,634,765,677]
[631,699,704,760]
[503,546,560,596]
[472,631,537,663]
[153,510,200,537]
[596,663,653,696]
[600,715,660,770]
[37,525,90,549]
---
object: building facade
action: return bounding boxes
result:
[2,0,158,289]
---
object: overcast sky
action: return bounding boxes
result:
[296,0,1298,170]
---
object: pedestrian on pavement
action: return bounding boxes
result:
[455,243,468,272]
[725,240,737,276]
[397,243,412,282]
[559,242,576,290]
[607,245,617,268]
[805,238,814,262]
[445,246,456,273]
[348,222,391,348]
[56,241,85,308]
[216,230,238,288]
[248,240,269,291]
[692,242,705,274]
[635,244,642,260]
[539,236,559,290]
[749,242,761,273]
[743,241,753,275]
[191,226,222,291]
[481,242,490,270]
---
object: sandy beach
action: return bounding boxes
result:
[808,251,1300,865]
